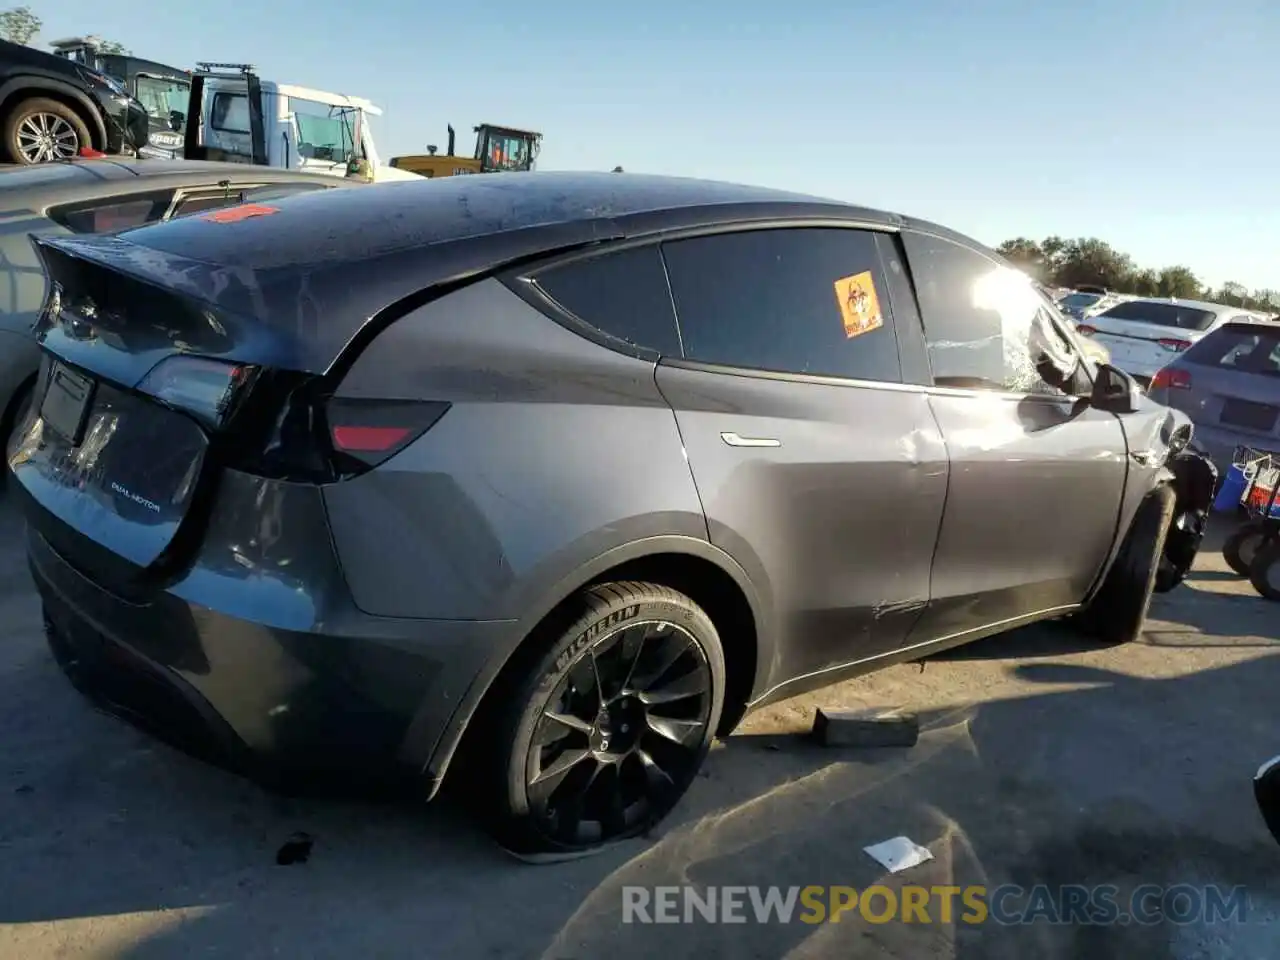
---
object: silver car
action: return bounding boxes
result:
[1147,317,1280,472]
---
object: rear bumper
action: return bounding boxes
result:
[22,470,515,797]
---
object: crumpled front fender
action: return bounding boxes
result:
[1155,441,1219,592]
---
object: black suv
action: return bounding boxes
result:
[0,38,148,164]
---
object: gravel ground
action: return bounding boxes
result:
[1,491,1277,959]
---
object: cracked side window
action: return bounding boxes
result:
[902,232,1082,396]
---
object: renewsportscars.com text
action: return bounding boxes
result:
[621,884,1249,926]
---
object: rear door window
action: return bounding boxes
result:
[530,244,682,356]
[662,227,903,383]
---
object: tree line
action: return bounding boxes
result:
[996,236,1279,312]
[0,6,129,55]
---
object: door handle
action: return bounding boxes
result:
[720,432,781,448]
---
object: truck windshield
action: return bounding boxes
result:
[481,131,532,171]
[136,75,190,133]
[292,99,366,161]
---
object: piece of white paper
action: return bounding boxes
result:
[863,836,933,874]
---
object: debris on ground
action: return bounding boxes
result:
[863,836,934,873]
[811,707,920,748]
[275,832,314,865]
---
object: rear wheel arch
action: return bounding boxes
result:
[432,540,767,790]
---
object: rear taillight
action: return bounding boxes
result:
[136,356,257,429]
[326,398,451,469]
[1077,324,1097,336]
[1157,338,1192,352]
[1151,367,1191,390]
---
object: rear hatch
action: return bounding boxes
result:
[1176,322,1280,445]
[7,182,624,588]
[1080,300,1219,374]
[8,237,304,587]
[6,210,413,587]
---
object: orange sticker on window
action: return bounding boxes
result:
[202,203,279,224]
[834,270,884,339]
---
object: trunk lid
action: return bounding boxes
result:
[9,236,289,580]
[11,355,209,572]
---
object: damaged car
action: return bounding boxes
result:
[6,173,1216,860]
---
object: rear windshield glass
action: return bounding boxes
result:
[1096,300,1217,331]
[1059,292,1101,310]
[1182,323,1280,376]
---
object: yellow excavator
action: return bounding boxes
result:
[390,123,543,177]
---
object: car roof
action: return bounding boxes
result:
[118,170,984,269]
[0,159,352,206]
[0,37,82,77]
[1101,296,1238,315]
[38,171,995,375]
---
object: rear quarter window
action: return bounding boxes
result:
[528,244,682,356]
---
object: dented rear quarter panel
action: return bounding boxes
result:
[323,280,714,622]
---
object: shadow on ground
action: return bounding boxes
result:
[1,502,1277,959]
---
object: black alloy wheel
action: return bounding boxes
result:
[488,582,725,860]
[527,617,712,844]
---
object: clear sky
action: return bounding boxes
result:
[39,0,1280,289]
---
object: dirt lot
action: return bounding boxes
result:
[1,491,1278,960]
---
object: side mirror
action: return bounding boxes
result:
[1090,362,1143,414]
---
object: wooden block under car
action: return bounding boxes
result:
[811,708,920,748]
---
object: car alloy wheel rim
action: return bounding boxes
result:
[18,113,79,163]
[525,619,712,847]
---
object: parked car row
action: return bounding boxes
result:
[3,167,1218,860]
[1056,288,1136,322]
[1072,297,1264,386]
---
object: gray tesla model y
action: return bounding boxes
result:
[6,172,1215,859]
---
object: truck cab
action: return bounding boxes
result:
[182,63,418,182]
